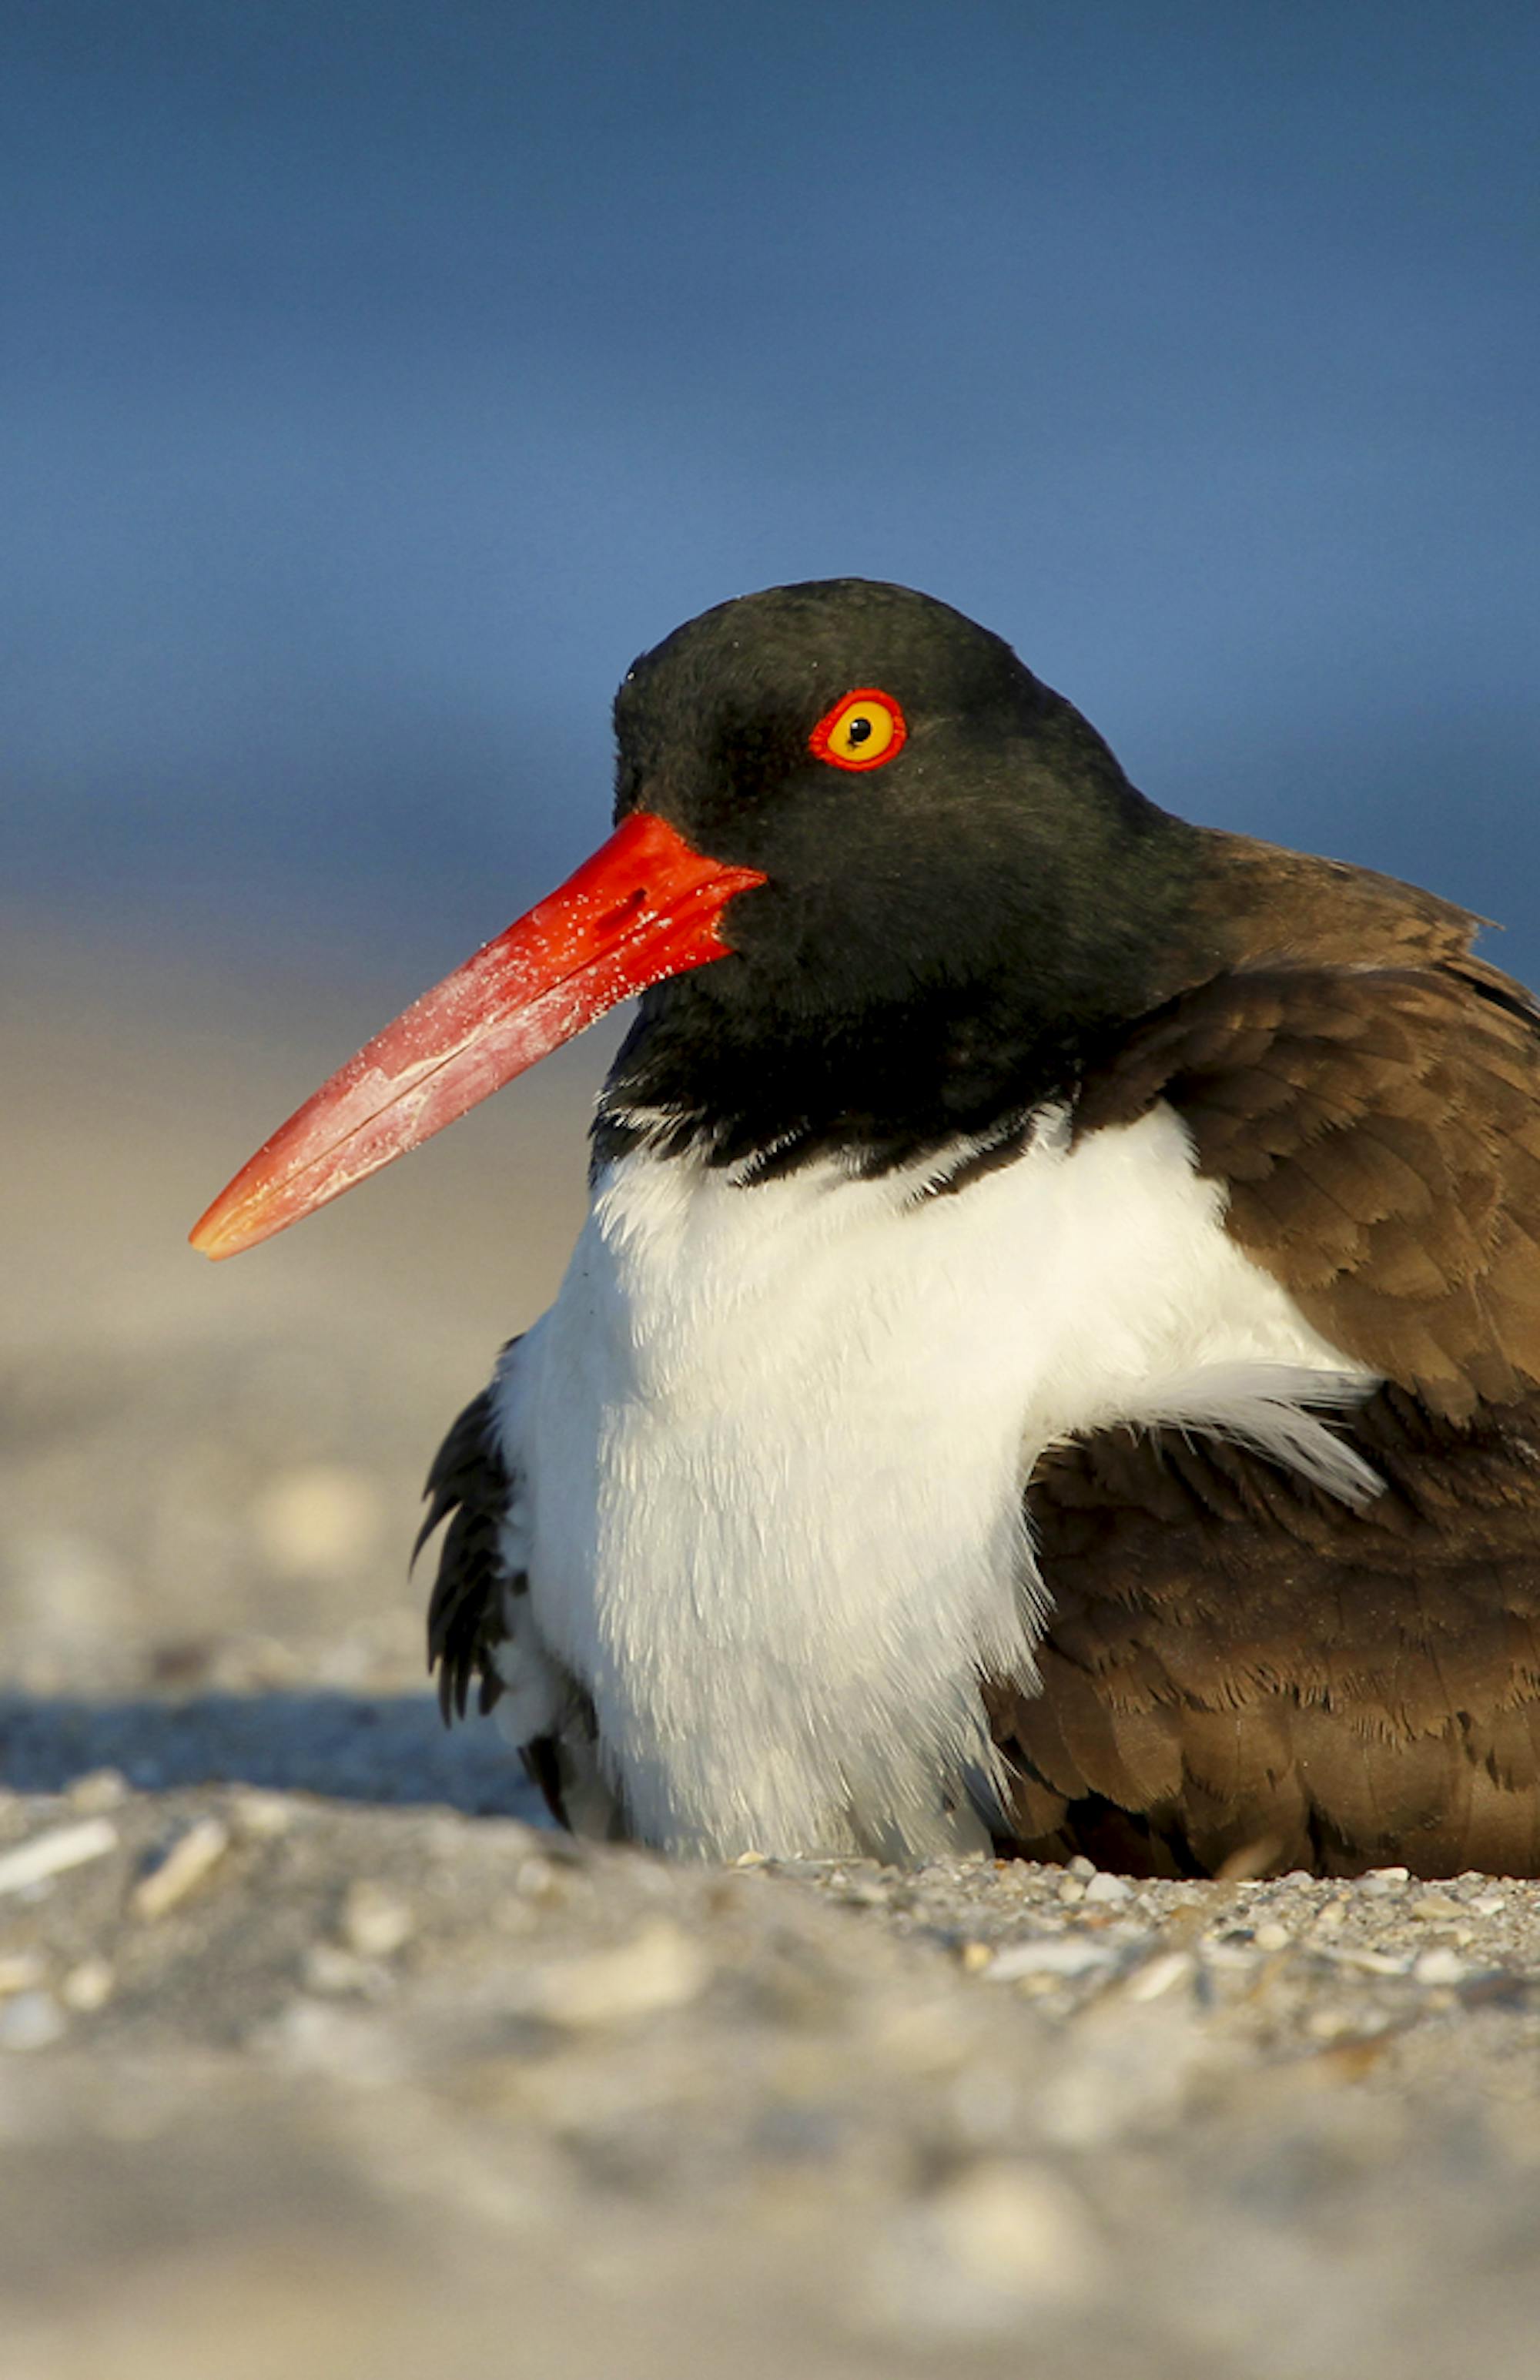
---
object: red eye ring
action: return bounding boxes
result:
[808,688,908,773]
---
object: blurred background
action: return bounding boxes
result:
[2,0,1538,1682]
[2,12,1538,2372]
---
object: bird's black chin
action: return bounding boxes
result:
[594,962,1106,1185]
[593,785,1210,1186]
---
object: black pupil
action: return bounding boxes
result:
[846,714,873,744]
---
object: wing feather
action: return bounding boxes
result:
[420,1374,516,1724]
[996,937,1540,1873]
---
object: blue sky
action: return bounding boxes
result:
[5,1,1537,985]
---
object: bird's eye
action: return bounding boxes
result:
[808,688,907,773]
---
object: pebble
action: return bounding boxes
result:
[1083,1871,1132,1905]
[1254,1922,1292,1952]
[340,1880,415,1960]
[0,1990,66,2051]
[986,1936,1120,1983]
[1124,1950,1194,2003]
[1413,1947,1469,1987]
[0,1817,119,1898]
[511,1919,710,2027]
[1317,1943,1411,1976]
[131,1816,231,1920]
[66,1769,129,1813]
[865,2161,1103,2335]
[933,2161,1102,2299]
[230,1791,299,1841]
[60,1958,115,2013]
[1411,1894,1465,1921]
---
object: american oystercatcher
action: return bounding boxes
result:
[193,579,1540,1877]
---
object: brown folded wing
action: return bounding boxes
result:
[993,919,1540,1875]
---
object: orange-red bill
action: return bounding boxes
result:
[189,810,766,1260]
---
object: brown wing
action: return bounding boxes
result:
[993,1390,1540,1876]
[993,941,1540,1877]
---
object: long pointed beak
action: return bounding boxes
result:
[189,810,766,1260]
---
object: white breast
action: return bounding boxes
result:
[492,1103,1377,1862]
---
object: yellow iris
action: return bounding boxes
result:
[827,700,896,762]
[810,688,907,772]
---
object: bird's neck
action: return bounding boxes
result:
[594,832,1217,1183]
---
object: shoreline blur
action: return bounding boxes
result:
[2,910,611,1696]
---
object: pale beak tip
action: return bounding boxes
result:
[188,1200,257,1260]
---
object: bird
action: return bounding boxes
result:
[192,577,1540,1880]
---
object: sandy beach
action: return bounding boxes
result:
[5,925,1540,2379]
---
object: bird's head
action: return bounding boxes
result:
[192,579,1201,1256]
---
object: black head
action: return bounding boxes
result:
[601,578,1207,1179]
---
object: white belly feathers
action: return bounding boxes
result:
[490,1102,1378,1862]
